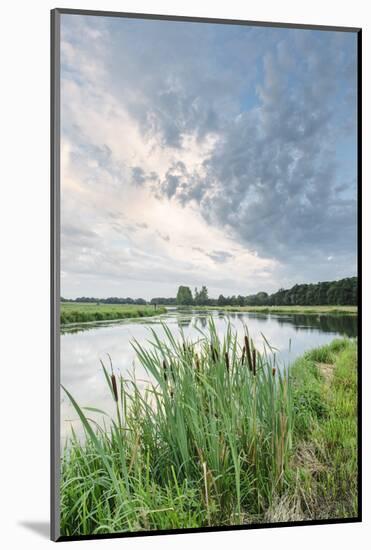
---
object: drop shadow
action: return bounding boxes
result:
[18,521,50,539]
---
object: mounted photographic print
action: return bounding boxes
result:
[51,8,361,541]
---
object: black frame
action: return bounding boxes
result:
[51,7,362,542]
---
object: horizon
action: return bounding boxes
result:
[61,274,357,301]
[60,15,357,300]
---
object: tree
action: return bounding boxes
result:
[198,285,209,305]
[193,285,208,305]
[194,287,199,304]
[237,295,245,306]
[256,292,268,305]
[218,294,227,306]
[176,286,193,305]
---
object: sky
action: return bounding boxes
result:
[60,14,358,300]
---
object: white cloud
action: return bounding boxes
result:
[60,15,357,299]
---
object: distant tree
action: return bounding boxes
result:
[218,294,227,306]
[193,285,208,305]
[327,284,338,305]
[151,297,176,305]
[256,292,269,305]
[198,285,209,305]
[266,277,357,307]
[194,287,199,305]
[237,295,245,306]
[176,286,193,305]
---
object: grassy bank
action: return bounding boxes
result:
[60,322,357,535]
[289,338,358,519]
[61,302,166,325]
[192,305,357,315]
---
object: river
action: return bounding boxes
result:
[60,308,357,441]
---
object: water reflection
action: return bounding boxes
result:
[60,310,357,442]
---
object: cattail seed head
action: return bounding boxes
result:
[225,352,230,372]
[163,359,168,382]
[244,335,253,372]
[111,374,119,402]
[252,349,256,376]
[211,344,218,363]
[272,367,276,377]
[241,345,246,364]
[170,360,175,380]
[195,353,200,371]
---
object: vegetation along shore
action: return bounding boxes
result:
[192,305,357,315]
[61,320,357,535]
[60,303,166,325]
[61,276,357,325]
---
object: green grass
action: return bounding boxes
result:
[60,302,166,325]
[290,338,358,519]
[60,322,358,535]
[192,305,357,315]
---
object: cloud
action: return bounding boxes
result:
[60,15,357,298]
[148,29,357,271]
[131,166,146,186]
[206,250,234,263]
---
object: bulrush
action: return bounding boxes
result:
[195,353,201,371]
[244,335,253,372]
[110,373,119,402]
[225,351,230,372]
[272,367,276,377]
[211,344,219,363]
[62,317,299,535]
[241,345,246,365]
[162,359,168,382]
[252,349,257,376]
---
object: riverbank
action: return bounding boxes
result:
[289,337,358,520]
[192,305,357,315]
[60,323,357,535]
[61,302,166,325]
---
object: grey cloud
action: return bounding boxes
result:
[206,250,234,263]
[156,231,170,242]
[192,246,205,254]
[82,18,275,149]
[62,224,98,240]
[61,17,357,296]
[131,166,159,187]
[191,246,233,263]
[153,31,357,271]
[131,166,146,185]
[159,161,206,205]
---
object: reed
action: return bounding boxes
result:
[60,303,167,325]
[61,319,293,535]
[61,321,357,535]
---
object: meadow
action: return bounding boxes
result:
[60,302,166,325]
[193,305,357,315]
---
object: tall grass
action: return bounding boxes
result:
[61,319,293,535]
[60,303,166,325]
[290,338,358,519]
[61,323,357,535]
[193,305,357,316]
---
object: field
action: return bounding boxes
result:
[60,302,166,325]
[193,305,357,315]
[60,320,358,535]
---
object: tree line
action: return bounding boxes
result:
[173,277,357,306]
[61,276,357,307]
[61,296,147,305]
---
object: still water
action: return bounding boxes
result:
[60,309,357,441]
